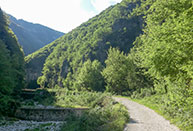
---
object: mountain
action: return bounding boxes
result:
[0,8,25,115]
[9,15,64,55]
[25,0,143,88]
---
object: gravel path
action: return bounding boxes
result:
[114,97,180,131]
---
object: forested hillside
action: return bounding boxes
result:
[25,0,143,88]
[9,15,64,55]
[0,9,25,116]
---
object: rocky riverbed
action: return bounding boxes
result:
[0,120,65,131]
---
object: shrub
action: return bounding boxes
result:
[60,91,129,131]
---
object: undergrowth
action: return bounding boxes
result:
[23,89,129,131]
[52,90,130,131]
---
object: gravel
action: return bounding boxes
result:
[0,120,65,131]
[114,97,180,131]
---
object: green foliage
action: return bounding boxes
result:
[134,0,193,84]
[161,86,193,130]
[30,89,129,130]
[26,0,143,89]
[59,91,129,131]
[74,59,105,91]
[102,48,129,94]
[52,89,102,108]
[0,8,25,116]
[131,88,155,99]
[0,40,13,94]
[131,0,193,130]
[102,48,139,94]
[21,89,56,107]
[0,9,9,26]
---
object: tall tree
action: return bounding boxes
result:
[102,48,137,94]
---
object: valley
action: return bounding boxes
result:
[0,0,192,131]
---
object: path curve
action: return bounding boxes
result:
[114,97,180,131]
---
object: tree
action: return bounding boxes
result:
[74,59,105,91]
[132,1,193,129]
[102,47,137,94]
[134,0,193,87]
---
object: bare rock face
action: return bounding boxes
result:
[26,69,42,82]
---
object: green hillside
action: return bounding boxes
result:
[0,8,25,116]
[25,0,142,89]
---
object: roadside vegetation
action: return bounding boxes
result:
[58,91,129,131]
[23,89,129,131]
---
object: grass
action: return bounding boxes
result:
[131,96,168,119]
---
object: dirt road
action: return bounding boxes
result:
[114,97,180,131]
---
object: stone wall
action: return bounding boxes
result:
[15,107,88,121]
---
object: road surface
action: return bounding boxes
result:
[114,97,180,131]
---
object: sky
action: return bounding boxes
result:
[0,0,122,33]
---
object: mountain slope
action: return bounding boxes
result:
[0,9,25,115]
[9,15,64,55]
[25,0,143,88]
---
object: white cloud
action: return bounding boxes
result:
[0,0,121,33]
[91,0,122,13]
[113,0,122,2]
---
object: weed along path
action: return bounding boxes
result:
[114,97,180,131]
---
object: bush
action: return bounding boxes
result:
[74,59,105,91]
[0,95,18,116]
[102,48,138,95]
[59,91,129,131]
[131,87,155,99]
